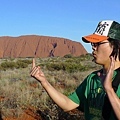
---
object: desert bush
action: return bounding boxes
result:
[16,61,28,68]
[46,62,64,71]
[64,54,73,58]
[16,59,32,64]
[64,62,81,73]
[45,61,93,73]
[0,61,17,70]
[0,59,32,70]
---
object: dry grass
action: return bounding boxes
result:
[0,55,101,119]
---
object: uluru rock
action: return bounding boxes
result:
[0,35,87,58]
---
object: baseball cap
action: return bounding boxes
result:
[82,20,120,43]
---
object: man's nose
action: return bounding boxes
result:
[92,45,96,50]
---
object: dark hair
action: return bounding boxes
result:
[108,38,120,61]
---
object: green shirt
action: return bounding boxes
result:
[68,69,120,120]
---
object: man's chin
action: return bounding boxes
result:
[92,58,98,64]
[92,58,102,65]
[92,58,96,62]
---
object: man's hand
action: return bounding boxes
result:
[30,58,46,82]
[97,56,115,91]
[103,56,115,91]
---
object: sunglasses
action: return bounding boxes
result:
[91,42,109,47]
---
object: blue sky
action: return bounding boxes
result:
[0,0,120,53]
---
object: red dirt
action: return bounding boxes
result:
[3,108,42,120]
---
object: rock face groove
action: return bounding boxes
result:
[0,35,87,58]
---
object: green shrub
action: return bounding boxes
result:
[16,61,28,68]
[0,61,17,70]
[46,63,64,71]
[16,59,32,64]
[0,59,31,70]
[79,53,93,61]
[64,54,73,58]
[46,62,84,73]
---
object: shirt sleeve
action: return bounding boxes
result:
[68,77,88,105]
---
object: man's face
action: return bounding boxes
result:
[91,40,113,66]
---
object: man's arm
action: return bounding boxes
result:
[30,58,79,111]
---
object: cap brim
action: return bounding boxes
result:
[82,34,109,43]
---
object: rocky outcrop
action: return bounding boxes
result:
[0,35,87,58]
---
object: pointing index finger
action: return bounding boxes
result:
[32,58,36,68]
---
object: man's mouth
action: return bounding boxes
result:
[92,52,96,57]
[92,52,97,62]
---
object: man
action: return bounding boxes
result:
[30,20,120,120]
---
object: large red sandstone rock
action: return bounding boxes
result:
[0,35,87,58]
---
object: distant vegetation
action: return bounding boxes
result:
[0,59,32,70]
[0,54,101,120]
[45,53,95,73]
